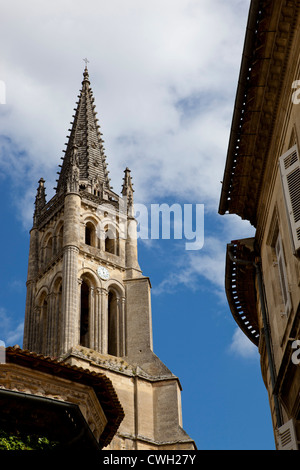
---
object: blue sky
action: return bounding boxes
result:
[0,0,276,449]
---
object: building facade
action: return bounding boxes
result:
[23,66,195,450]
[0,346,124,450]
[219,0,300,450]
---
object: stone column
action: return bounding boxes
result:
[33,306,41,354]
[120,296,126,357]
[60,192,81,356]
[61,245,79,354]
[89,286,95,349]
[94,287,101,352]
[23,281,35,351]
[53,289,62,357]
[101,288,108,354]
[23,225,39,351]
[77,278,83,347]
[47,293,55,356]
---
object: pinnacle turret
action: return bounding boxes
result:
[56,66,110,194]
[122,167,134,216]
[33,178,46,225]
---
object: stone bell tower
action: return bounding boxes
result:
[23,66,195,450]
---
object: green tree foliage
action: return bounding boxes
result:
[0,430,59,450]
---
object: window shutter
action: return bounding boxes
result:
[279,145,300,253]
[275,233,291,316]
[277,419,299,450]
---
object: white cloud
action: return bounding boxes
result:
[151,210,255,297]
[0,0,251,229]
[0,307,24,347]
[6,323,24,347]
[0,0,255,361]
[151,233,227,299]
[229,328,258,359]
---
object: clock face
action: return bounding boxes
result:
[97,265,110,280]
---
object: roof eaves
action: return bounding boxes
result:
[219,0,264,216]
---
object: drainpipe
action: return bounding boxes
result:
[228,244,282,427]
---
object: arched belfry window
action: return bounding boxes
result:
[80,281,90,347]
[41,297,48,353]
[36,291,48,355]
[44,235,53,264]
[104,225,119,256]
[107,287,125,357]
[108,290,118,356]
[85,222,92,246]
[52,277,62,357]
[85,221,98,248]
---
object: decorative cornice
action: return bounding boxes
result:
[219,0,299,226]
[225,239,260,346]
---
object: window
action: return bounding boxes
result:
[107,288,125,357]
[44,236,53,264]
[279,144,300,253]
[85,222,96,247]
[80,281,89,347]
[104,225,119,256]
[37,292,48,354]
[108,290,118,356]
[275,232,291,316]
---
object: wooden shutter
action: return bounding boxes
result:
[277,419,299,450]
[275,233,291,316]
[279,145,300,253]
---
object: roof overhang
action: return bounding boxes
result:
[0,388,101,450]
[2,347,124,449]
[219,0,299,225]
[225,238,260,346]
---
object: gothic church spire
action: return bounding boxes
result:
[56,66,110,193]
